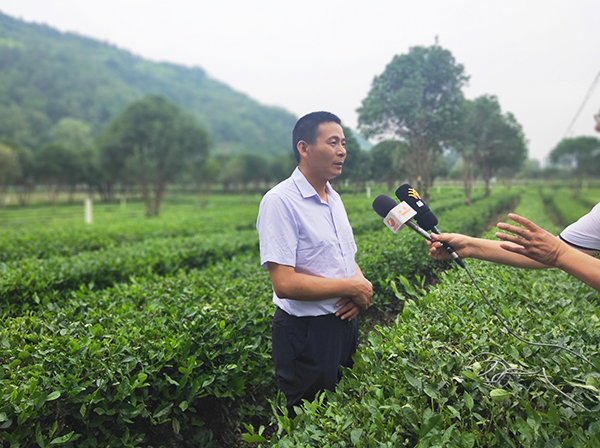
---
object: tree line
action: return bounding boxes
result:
[1,45,599,216]
[356,45,600,204]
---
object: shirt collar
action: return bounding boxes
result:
[292,167,336,201]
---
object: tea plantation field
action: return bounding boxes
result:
[1,186,599,447]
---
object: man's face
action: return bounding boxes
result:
[303,122,346,181]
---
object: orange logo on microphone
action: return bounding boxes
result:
[386,217,397,227]
[408,188,421,200]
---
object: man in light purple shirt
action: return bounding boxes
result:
[256,111,372,417]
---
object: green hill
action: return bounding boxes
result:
[0,11,297,157]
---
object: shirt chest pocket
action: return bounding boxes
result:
[296,219,337,260]
[295,206,356,270]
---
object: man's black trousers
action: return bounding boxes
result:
[271,307,358,417]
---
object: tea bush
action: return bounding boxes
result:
[541,188,596,227]
[272,189,600,447]
[0,231,259,314]
[6,187,598,447]
[0,197,262,263]
[1,254,275,447]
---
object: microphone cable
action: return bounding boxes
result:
[457,261,596,411]
[373,192,596,409]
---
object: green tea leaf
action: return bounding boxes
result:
[463,392,474,411]
[424,384,438,399]
[47,391,61,401]
[566,381,599,392]
[461,432,475,448]
[202,375,215,388]
[368,331,381,347]
[8,359,21,369]
[404,371,422,391]
[402,405,419,427]
[50,431,74,444]
[351,428,363,445]
[461,370,478,381]
[164,373,179,386]
[242,433,268,443]
[490,388,512,402]
[547,405,560,425]
[35,423,45,448]
[152,402,173,420]
[419,414,442,438]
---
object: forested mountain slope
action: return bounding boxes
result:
[0,11,297,156]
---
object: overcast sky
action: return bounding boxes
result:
[1,0,599,163]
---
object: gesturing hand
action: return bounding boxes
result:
[495,213,566,267]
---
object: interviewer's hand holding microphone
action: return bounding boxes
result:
[428,209,600,294]
[374,185,600,293]
[373,183,551,267]
[427,213,566,268]
[372,184,465,269]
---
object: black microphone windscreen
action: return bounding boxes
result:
[416,211,438,231]
[395,184,430,213]
[395,184,438,230]
[372,194,398,218]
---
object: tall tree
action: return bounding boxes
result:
[12,145,36,205]
[0,143,20,205]
[49,118,93,150]
[514,158,541,179]
[49,117,98,198]
[336,126,370,189]
[34,143,81,204]
[455,96,527,200]
[191,157,221,208]
[219,156,245,192]
[238,153,270,189]
[369,140,408,191]
[97,95,210,216]
[475,111,527,196]
[268,153,296,184]
[549,136,600,179]
[358,45,468,202]
[454,96,498,204]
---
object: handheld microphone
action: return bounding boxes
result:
[394,185,465,269]
[372,194,434,241]
[395,184,438,231]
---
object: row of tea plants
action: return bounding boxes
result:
[5,186,595,446]
[271,189,600,447]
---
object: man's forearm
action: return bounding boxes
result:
[267,262,372,307]
[273,271,359,301]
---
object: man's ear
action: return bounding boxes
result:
[297,140,309,160]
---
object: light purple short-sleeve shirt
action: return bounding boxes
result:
[256,167,357,317]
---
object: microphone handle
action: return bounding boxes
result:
[432,226,465,269]
[405,221,433,241]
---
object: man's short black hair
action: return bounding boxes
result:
[292,111,341,162]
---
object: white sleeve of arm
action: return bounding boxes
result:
[559,202,600,253]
